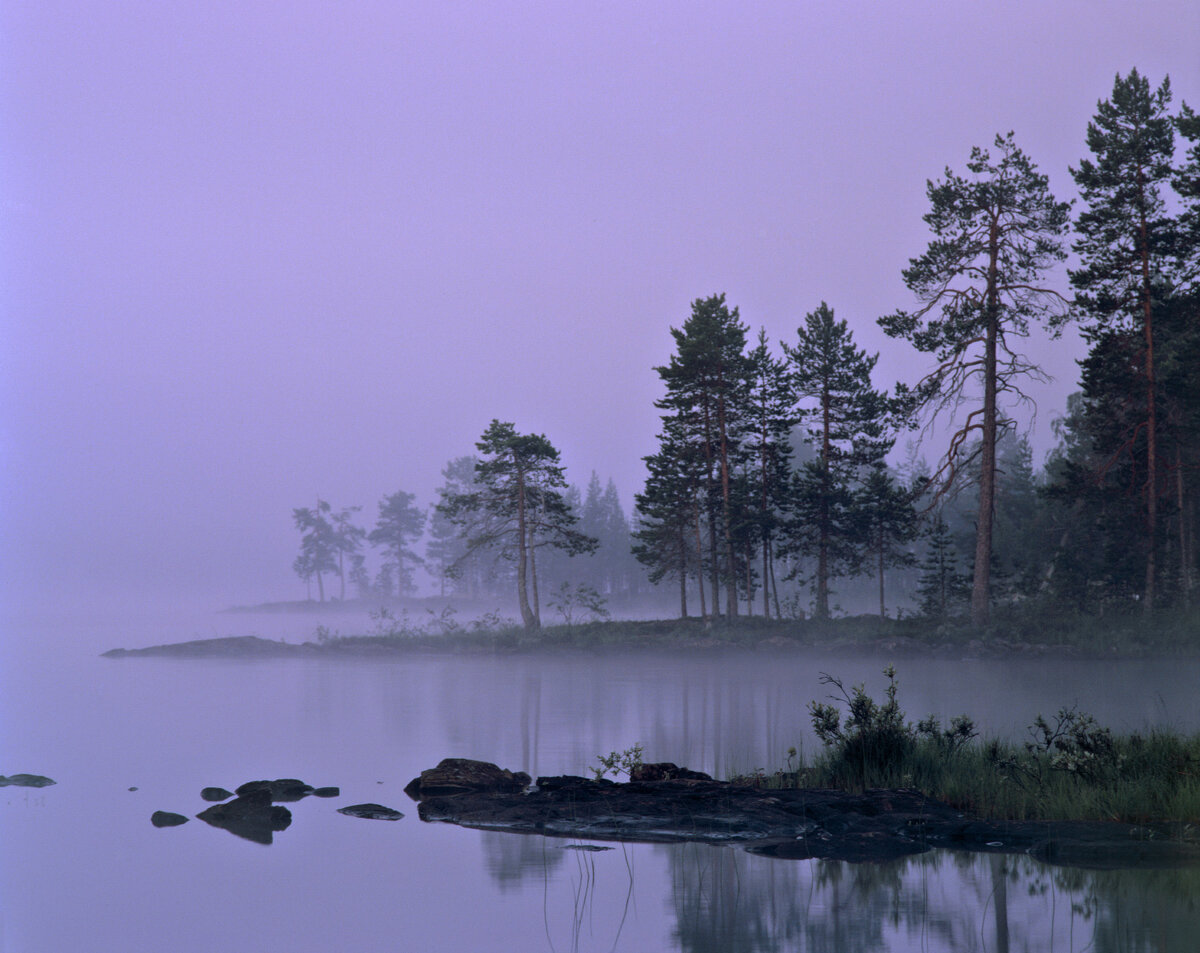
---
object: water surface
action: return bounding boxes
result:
[3,606,1198,951]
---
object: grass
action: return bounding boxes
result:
[734,666,1200,823]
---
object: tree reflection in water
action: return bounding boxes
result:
[475,828,1200,952]
[667,845,1200,953]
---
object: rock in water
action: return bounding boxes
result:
[312,786,340,798]
[403,759,531,800]
[200,787,234,802]
[0,774,56,788]
[337,803,404,821]
[234,779,314,802]
[151,811,189,828]
[196,790,292,844]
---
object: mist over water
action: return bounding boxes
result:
[4,604,1200,951]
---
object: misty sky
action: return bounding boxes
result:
[3,1,1198,608]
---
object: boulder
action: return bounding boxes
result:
[0,774,55,788]
[151,811,189,828]
[200,787,234,802]
[629,763,712,783]
[312,786,340,798]
[235,778,314,802]
[196,790,293,844]
[337,803,404,820]
[404,759,531,800]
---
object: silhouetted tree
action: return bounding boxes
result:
[879,132,1070,626]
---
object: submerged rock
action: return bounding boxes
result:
[200,787,234,802]
[337,803,404,821]
[403,759,531,800]
[196,790,293,844]
[151,811,189,828]
[0,774,56,788]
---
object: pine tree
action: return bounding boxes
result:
[915,513,967,620]
[1069,70,1179,613]
[856,464,918,617]
[653,294,752,619]
[879,132,1070,626]
[368,491,426,596]
[783,302,890,619]
[744,329,796,617]
[437,421,596,630]
[292,499,338,602]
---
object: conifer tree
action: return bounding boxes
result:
[437,422,596,629]
[653,294,751,619]
[856,464,919,617]
[368,491,426,596]
[1069,70,1180,613]
[915,513,966,619]
[744,329,796,617]
[783,303,890,619]
[879,132,1070,626]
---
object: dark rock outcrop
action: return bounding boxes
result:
[313,786,340,798]
[151,811,189,827]
[200,787,234,802]
[630,762,712,782]
[403,758,531,800]
[406,763,1200,867]
[196,790,293,844]
[337,803,404,820]
[0,774,56,787]
[235,778,314,802]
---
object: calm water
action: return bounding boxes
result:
[3,605,1200,952]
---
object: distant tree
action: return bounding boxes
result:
[1068,70,1183,613]
[879,132,1070,626]
[783,303,891,619]
[329,504,366,601]
[437,421,597,629]
[856,464,919,617]
[915,512,967,620]
[368,491,426,596]
[292,500,338,602]
[633,424,708,618]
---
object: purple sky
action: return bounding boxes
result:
[3,1,1198,608]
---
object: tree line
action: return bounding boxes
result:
[291,70,1198,632]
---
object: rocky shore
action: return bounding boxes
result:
[404,759,1200,867]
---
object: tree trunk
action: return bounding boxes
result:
[694,505,708,621]
[878,540,886,618]
[515,467,537,630]
[678,524,689,618]
[769,540,782,619]
[1138,185,1158,615]
[971,224,1000,628]
[816,390,831,619]
[717,388,738,619]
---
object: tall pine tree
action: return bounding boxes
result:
[879,132,1070,626]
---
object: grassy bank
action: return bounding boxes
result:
[734,667,1200,823]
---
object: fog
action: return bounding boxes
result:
[4,3,1199,626]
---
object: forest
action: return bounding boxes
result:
[289,70,1200,637]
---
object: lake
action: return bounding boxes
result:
[3,605,1199,952]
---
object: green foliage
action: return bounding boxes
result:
[547,581,610,626]
[808,665,975,787]
[590,743,644,781]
